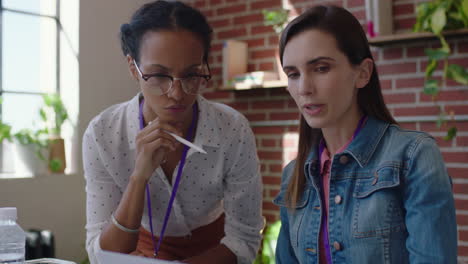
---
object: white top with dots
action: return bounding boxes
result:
[83,93,263,264]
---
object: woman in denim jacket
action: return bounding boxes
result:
[274,5,457,264]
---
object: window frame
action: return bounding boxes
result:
[0,0,61,174]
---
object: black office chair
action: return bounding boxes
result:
[25,229,55,260]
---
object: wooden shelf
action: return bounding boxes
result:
[220,80,288,91]
[368,28,468,46]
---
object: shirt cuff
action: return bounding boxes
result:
[221,235,259,264]
[87,234,103,264]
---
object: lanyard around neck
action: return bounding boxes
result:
[138,97,198,257]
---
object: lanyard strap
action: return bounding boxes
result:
[139,97,198,257]
[317,114,367,263]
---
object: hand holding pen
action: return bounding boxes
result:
[133,118,181,182]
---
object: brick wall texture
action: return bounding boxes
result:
[184,0,468,260]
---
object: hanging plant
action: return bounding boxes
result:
[262,9,289,35]
[414,0,468,140]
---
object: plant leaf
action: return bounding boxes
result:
[39,108,47,122]
[0,124,12,143]
[439,35,450,52]
[431,7,447,34]
[444,126,457,140]
[446,64,468,84]
[463,0,468,18]
[423,79,439,95]
[425,59,438,78]
[414,2,437,32]
[424,48,449,60]
[49,158,62,172]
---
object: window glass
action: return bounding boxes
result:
[2,11,57,93]
[2,0,56,16]
[2,93,44,135]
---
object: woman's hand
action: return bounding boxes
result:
[132,118,181,183]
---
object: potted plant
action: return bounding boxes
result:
[0,95,69,175]
[13,128,50,175]
[40,93,69,173]
[413,0,468,140]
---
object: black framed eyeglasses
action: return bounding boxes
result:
[133,59,211,95]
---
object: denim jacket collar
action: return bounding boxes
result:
[305,116,390,168]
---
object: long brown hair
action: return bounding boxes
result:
[279,5,397,208]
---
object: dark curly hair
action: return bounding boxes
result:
[119,0,213,65]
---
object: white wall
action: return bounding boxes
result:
[0,0,152,262]
[79,0,151,132]
[0,174,86,262]
[78,0,153,261]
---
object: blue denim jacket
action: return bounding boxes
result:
[274,117,457,264]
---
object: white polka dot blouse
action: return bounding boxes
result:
[82,93,264,264]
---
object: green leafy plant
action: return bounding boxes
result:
[40,93,69,172]
[253,220,281,264]
[262,9,289,34]
[13,128,49,161]
[0,122,12,143]
[414,0,468,140]
[0,94,69,173]
[0,98,13,144]
[40,93,69,136]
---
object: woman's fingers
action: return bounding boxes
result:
[142,118,183,137]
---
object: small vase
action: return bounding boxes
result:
[48,137,66,173]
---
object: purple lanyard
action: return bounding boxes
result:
[317,115,366,264]
[139,97,197,257]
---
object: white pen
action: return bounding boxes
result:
[147,121,207,154]
[163,130,207,154]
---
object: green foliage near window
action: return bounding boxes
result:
[0,122,12,144]
[414,0,468,140]
[0,98,13,144]
[253,220,281,264]
[262,9,289,35]
[40,93,69,136]
[0,94,69,170]
[13,128,49,161]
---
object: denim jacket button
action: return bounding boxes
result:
[305,248,316,253]
[333,241,342,251]
[339,155,349,164]
[334,195,342,204]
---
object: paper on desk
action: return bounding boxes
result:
[26,258,76,264]
[96,250,185,264]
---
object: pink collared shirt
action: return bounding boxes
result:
[319,117,367,264]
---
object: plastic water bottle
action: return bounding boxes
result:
[0,207,25,264]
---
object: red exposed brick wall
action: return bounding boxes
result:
[187,0,468,260]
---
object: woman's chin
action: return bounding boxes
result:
[303,115,328,129]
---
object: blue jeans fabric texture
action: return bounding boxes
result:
[274,116,457,264]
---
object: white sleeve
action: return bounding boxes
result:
[83,120,123,264]
[220,116,264,264]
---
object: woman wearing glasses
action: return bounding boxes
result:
[274,5,457,264]
[82,1,263,264]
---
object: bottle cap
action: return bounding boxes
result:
[0,207,17,220]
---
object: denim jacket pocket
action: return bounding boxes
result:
[352,165,406,238]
